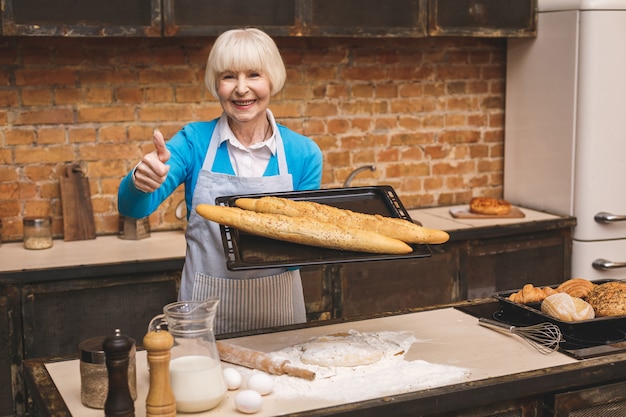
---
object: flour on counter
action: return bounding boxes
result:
[239,330,472,403]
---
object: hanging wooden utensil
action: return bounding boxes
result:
[60,163,96,241]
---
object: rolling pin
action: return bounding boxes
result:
[216,341,316,381]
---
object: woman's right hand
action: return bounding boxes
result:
[133,129,171,193]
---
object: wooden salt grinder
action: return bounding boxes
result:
[144,330,176,417]
[103,329,135,417]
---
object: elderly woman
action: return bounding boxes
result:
[118,28,323,334]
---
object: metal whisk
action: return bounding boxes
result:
[478,318,564,354]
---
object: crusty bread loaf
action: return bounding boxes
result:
[196,204,413,255]
[235,197,450,244]
[507,283,558,304]
[541,293,595,322]
[556,278,595,298]
[585,281,626,317]
[469,197,512,215]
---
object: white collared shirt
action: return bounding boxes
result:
[216,110,277,177]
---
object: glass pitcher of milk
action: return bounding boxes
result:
[149,298,227,412]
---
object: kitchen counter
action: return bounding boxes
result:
[3,207,577,416]
[409,204,574,241]
[0,205,570,277]
[0,230,186,282]
[23,302,626,417]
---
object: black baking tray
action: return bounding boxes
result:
[214,186,432,270]
[493,280,626,334]
[456,301,626,359]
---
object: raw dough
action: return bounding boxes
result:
[299,333,385,367]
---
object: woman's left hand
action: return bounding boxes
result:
[133,129,171,193]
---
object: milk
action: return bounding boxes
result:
[169,355,227,412]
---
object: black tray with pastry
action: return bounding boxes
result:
[492,279,626,335]
[213,186,434,270]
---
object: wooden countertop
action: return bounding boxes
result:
[0,230,186,279]
[0,205,572,277]
[408,204,565,232]
[409,205,575,241]
[24,304,626,417]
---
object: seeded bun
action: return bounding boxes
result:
[585,282,626,317]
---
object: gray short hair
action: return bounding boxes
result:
[204,28,287,98]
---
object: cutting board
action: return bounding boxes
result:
[449,206,526,219]
[60,163,96,241]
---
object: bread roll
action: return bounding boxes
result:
[195,204,413,255]
[469,197,511,215]
[507,284,558,304]
[235,197,450,244]
[556,278,595,298]
[585,281,626,317]
[541,293,595,322]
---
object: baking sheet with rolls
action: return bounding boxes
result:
[493,280,626,335]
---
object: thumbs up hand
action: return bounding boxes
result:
[152,128,171,163]
[133,129,172,193]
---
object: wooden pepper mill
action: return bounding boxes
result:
[144,329,177,417]
[102,329,135,417]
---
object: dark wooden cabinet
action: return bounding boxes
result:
[163,0,427,37]
[2,0,534,38]
[306,0,427,37]
[21,274,178,360]
[549,380,626,417]
[0,285,22,417]
[435,397,542,417]
[300,245,460,321]
[339,245,459,318]
[461,229,572,300]
[162,0,297,36]
[428,0,537,37]
[300,265,335,321]
[1,0,161,36]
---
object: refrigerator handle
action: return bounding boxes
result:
[594,212,626,223]
[592,258,626,270]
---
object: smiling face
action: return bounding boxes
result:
[217,69,272,126]
[205,28,287,100]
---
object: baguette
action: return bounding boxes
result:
[235,197,449,244]
[196,204,413,254]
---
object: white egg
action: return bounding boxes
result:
[222,367,242,390]
[246,372,274,396]
[234,389,263,414]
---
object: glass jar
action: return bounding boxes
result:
[148,298,227,413]
[23,217,53,250]
[79,335,137,409]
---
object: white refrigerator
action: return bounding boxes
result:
[504,0,626,280]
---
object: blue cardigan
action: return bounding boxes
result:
[118,119,323,219]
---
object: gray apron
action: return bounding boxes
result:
[181,117,306,335]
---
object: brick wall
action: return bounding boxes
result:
[0,35,506,242]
